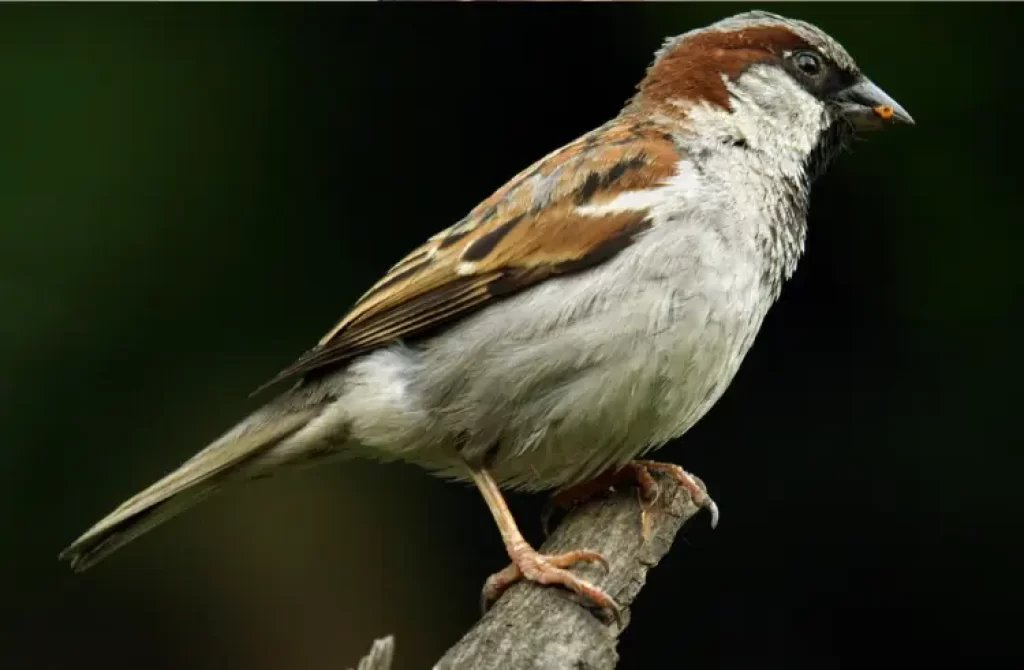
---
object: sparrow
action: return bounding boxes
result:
[61,11,912,619]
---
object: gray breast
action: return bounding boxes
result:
[409,212,775,491]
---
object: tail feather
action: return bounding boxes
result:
[60,409,315,572]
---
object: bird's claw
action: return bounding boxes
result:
[481,546,620,623]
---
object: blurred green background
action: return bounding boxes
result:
[2,3,1021,668]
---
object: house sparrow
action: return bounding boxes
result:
[61,11,912,619]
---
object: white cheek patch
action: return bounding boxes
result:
[724,65,827,157]
[677,64,828,181]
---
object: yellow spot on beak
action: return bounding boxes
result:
[874,105,895,120]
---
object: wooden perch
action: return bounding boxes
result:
[434,475,708,669]
[347,635,395,670]
[344,477,706,669]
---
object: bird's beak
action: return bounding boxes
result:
[837,77,914,130]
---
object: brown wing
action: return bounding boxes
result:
[256,120,682,392]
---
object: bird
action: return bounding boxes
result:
[60,11,913,619]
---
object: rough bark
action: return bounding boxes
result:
[347,635,395,670]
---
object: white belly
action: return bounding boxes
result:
[380,221,776,491]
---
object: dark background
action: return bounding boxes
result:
[3,3,1021,668]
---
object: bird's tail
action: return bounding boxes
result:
[59,403,318,572]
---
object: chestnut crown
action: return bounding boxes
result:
[632,11,912,130]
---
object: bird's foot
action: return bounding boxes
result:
[481,543,620,621]
[632,460,719,532]
[544,460,719,540]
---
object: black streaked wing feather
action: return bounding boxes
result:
[255,122,681,392]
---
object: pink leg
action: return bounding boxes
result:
[469,467,620,621]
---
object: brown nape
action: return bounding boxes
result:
[635,26,812,111]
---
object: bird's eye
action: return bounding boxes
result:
[793,51,823,77]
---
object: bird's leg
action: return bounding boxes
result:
[544,460,719,540]
[469,466,620,620]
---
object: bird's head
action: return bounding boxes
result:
[629,11,913,177]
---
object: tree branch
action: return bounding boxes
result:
[434,476,707,669]
[347,636,395,670]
